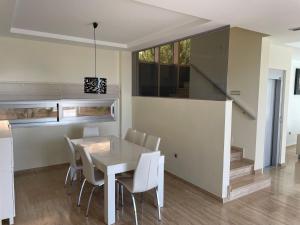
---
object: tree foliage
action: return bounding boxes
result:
[138,38,190,65]
[138,48,154,62]
[179,39,191,65]
[159,44,173,64]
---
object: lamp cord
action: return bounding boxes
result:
[94,26,96,78]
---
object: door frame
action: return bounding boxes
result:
[264,68,285,167]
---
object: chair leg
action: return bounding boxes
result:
[86,186,97,217]
[131,194,138,225]
[121,184,124,206]
[155,188,161,221]
[64,166,71,186]
[70,172,75,186]
[77,178,86,206]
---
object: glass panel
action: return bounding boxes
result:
[159,65,177,97]
[178,66,190,98]
[179,66,190,88]
[0,107,57,121]
[139,63,158,96]
[138,48,155,62]
[179,39,191,65]
[189,27,230,100]
[160,44,173,64]
[62,106,111,118]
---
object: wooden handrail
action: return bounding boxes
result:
[190,64,256,120]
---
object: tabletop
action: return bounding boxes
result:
[71,135,154,173]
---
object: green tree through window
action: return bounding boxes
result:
[160,44,173,64]
[179,39,191,65]
[138,48,155,62]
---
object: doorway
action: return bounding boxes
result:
[264,69,284,168]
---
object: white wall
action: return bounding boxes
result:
[267,44,292,165]
[227,28,264,165]
[254,38,270,170]
[120,51,133,138]
[0,36,132,171]
[286,49,300,146]
[132,97,232,198]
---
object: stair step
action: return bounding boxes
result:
[228,174,271,201]
[230,159,253,180]
[231,147,243,162]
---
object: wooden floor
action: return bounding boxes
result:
[6,148,300,225]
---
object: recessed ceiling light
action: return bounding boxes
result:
[289,27,300,31]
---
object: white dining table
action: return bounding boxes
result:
[71,135,165,225]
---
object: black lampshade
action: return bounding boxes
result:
[99,78,107,94]
[84,77,99,93]
[84,77,107,94]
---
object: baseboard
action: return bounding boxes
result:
[14,163,68,176]
[254,169,263,175]
[279,163,286,168]
[165,171,224,203]
[287,144,296,150]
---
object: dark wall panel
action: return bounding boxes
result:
[132,26,230,101]
[189,27,230,101]
[160,65,177,97]
[138,63,158,96]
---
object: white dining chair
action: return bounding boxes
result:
[117,151,161,225]
[125,128,146,146]
[64,136,82,186]
[125,128,136,143]
[134,130,147,146]
[83,126,100,138]
[77,146,105,217]
[143,135,161,151]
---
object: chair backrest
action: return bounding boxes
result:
[64,136,77,167]
[132,151,160,193]
[125,128,146,146]
[125,128,136,143]
[134,130,147,146]
[83,126,100,138]
[143,135,161,151]
[77,146,97,185]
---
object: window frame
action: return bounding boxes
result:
[59,99,116,123]
[136,37,191,98]
[0,99,117,127]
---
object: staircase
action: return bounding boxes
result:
[226,146,271,202]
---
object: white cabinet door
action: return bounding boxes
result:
[0,170,14,220]
[0,138,13,170]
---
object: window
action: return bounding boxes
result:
[138,48,155,62]
[159,44,173,64]
[60,100,115,123]
[179,39,191,65]
[0,103,58,124]
[133,27,231,100]
[0,100,116,126]
[135,39,190,98]
[62,106,111,118]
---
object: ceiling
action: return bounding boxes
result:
[134,0,300,47]
[2,0,216,50]
[1,0,300,50]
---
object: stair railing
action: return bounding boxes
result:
[190,64,256,120]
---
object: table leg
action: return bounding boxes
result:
[9,217,14,225]
[104,173,115,225]
[158,156,165,207]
